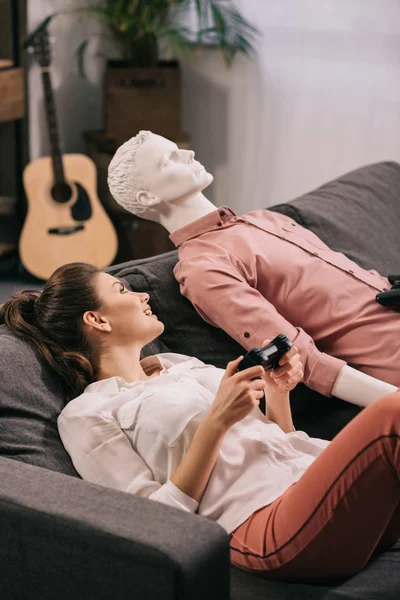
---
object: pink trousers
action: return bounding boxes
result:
[230,392,400,582]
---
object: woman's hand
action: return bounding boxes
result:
[261,339,303,394]
[210,356,266,431]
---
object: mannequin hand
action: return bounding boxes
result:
[261,339,303,394]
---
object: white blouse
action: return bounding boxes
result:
[58,353,330,534]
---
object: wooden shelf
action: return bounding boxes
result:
[0,59,13,69]
[0,65,25,122]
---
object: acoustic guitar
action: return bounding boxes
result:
[19,21,118,280]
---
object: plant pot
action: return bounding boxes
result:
[104,59,184,143]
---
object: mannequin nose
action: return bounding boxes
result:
[179,150,194,163]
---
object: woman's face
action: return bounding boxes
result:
[92,272,164,345]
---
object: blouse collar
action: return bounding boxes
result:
[84,355,166,395]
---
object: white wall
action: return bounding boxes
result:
[27,0,107,160]
[28,0,400,212]
[182,0,400,210]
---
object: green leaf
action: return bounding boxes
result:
[193,0,207,29]
[75,39,90,78]
[158,26,193,58]
[196,26,217,43]
[221,45,236,66]
[35,0,260,67]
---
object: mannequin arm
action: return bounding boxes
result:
[332,365,398,407]
[175,256,345,398]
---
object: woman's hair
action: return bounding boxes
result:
[0,262,103,400]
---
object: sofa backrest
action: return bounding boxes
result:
[269,161,400,276]
[1,160,399,475]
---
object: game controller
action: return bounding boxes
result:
[237,334,293,373]
[376,274,400,309]
[237,334,293,416]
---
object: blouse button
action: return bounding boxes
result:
[244,331,250,339]
[219,210,226,217]
[217,221,222,227]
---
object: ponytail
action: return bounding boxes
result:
[0,263,101,400]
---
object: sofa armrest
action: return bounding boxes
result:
[0,457,230,600]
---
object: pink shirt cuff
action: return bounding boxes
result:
[306,350,346,397]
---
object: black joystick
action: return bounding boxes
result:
[376,274,400,309]
[237,334,293,415]
[238,334,293,373]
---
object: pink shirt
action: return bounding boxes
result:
[170,207,400,397]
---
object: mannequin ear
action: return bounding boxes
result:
[136,190,161,209]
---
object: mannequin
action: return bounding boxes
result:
[108,131,398,407]
[107,130,215,231]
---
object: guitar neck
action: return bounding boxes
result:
[41,68,65,184]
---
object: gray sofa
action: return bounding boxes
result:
[1,161,400,599]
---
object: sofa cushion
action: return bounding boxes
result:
[0,326,79,476]
[269,161,400,276]
[231,540,400,600]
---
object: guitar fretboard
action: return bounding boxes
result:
[41,69,65,185]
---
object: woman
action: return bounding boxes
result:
[1,262,400,583]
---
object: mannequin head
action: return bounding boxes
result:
[107,131,214,218]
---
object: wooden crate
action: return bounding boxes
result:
[0,66,24,122]
[105,62,184,143]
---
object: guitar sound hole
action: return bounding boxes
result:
[52,182,72,204]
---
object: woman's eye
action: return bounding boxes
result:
[120,286,126,293]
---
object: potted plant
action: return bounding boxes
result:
[35,1,259,142]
